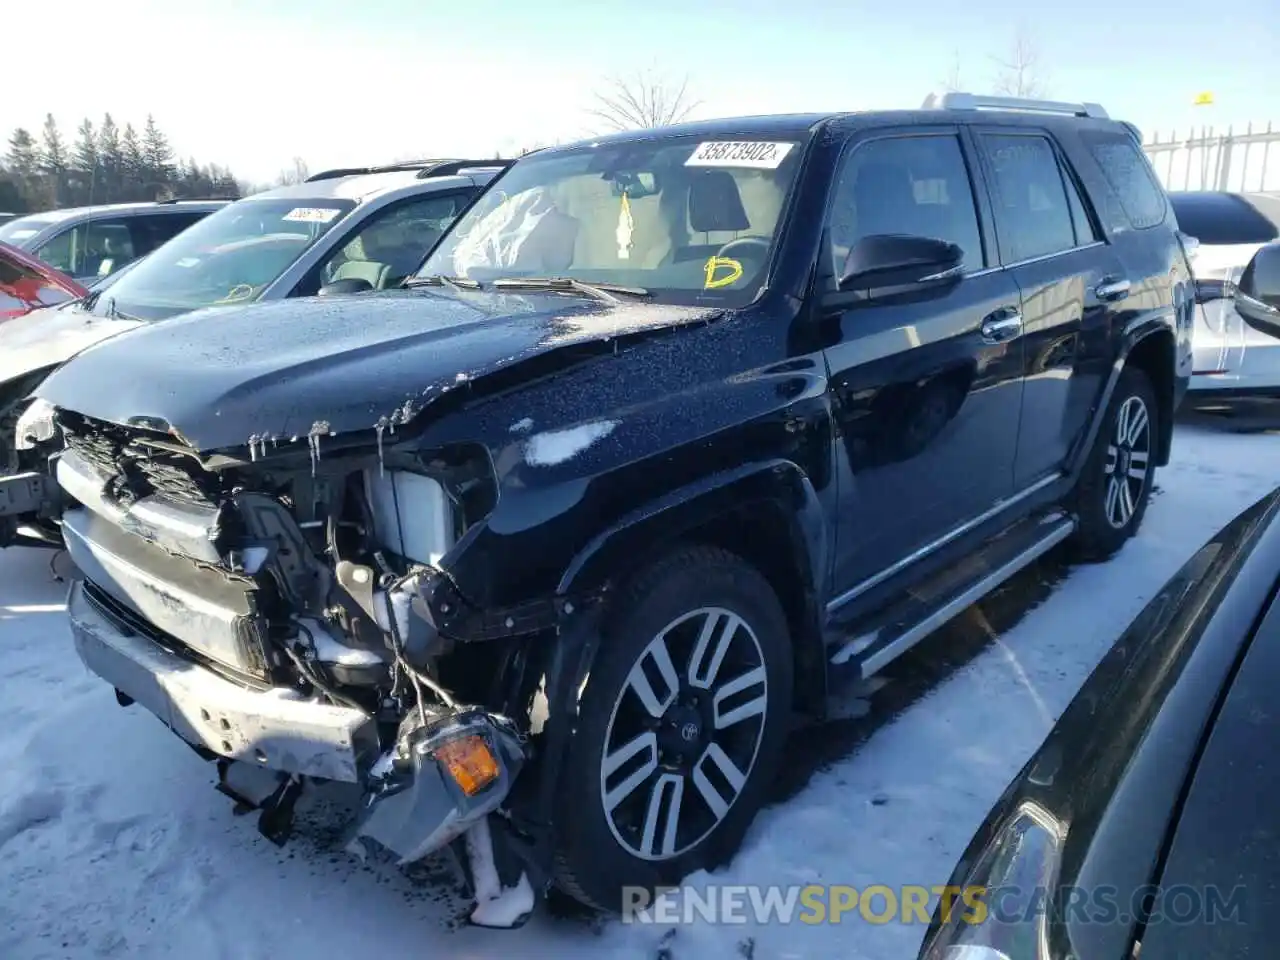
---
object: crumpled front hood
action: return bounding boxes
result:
[35,289,714,452]
[0,305,142,384]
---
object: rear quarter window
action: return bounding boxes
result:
[1081,130,1168,230]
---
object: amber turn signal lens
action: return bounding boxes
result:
[433,735,500,796]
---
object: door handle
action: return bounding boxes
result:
[1095,276,1131,302]
[980,309,1023,343]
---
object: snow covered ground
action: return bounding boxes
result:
[3,423,1280,960]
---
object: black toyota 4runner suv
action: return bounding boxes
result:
[14,93,1193,923]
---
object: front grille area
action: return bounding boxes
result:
[81,580,272,690]
[62,503,272,682]
[59,412,224,508]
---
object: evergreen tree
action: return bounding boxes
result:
[142,114,174,190]
[72,118,99,205]
[97,113,122,198]
[38,114,68,206]
[0,175,25,213]
[4,112,241,211]
[120,123,144,200]
[5,128,37,175]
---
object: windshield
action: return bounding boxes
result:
[0,216,57,248]
[417,136,805,305]
[89,197,356,321]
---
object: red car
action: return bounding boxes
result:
[0,240,89,322]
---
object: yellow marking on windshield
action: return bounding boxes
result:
[703,256,743,290]
[217,284,255,303]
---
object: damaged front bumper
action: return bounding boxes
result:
[68,578,381,781]
[67,576,532,918]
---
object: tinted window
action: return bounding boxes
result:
[1168,192,1280,246]
[141,211,211,250]
[36,219,138,279]
[1083,131,1167,230]
[1064,166,1100,245]
[827,134,985,273]
[980,134,1078,263]
[314,192,470,292]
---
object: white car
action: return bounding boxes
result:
[1171,190,1280,395]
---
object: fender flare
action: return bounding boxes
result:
[556,458,827,602]
[519,461,828,863]
[1069,313,1177,480]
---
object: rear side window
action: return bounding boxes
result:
[140,212,209,250]
[1082,131,1167,230]
[979,133,1080,263]
[1168,192,1280,246]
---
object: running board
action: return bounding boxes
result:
[829,510,1076,679]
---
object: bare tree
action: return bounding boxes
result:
[990,27,1049,98]
[275,156,310,186]
[588,68,700,133]
[940,49,965,93]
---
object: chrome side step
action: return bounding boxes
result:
[829,510,1076,679]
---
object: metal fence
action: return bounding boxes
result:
[1143,123,1280,193]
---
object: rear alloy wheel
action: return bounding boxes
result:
[554,546,792,911]
[1103,395,1152,530]
[1069,366,1159,561]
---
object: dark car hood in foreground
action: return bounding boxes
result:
[920,489,1280,960]
[35,289,715,452]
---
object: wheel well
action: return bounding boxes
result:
[648,502,827,718]
[1125,330,1176,465]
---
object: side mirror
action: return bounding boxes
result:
[318,277,374,297]
[1233,242,1280,339]
[838,234,964,293]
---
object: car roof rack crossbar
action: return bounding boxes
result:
[921,91,1109,120]
[305,158,515,182]
[413,159,514,179]
[156,196,236,204]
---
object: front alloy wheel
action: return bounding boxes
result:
[601,607,769,861]
[554,546,792,911]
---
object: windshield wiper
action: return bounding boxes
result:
[491,277,650,303]
[79,287,105,314]
[403,274,482,290]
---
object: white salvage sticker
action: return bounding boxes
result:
[282,207,342,223]
[685,141,795,169]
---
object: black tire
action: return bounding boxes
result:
[1068,366,1159,562]
[553,545,793,911]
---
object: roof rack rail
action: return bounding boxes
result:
[413,158,514,179]
[156,196,236,204]
[305,158,515,183]
[921,91,1109,120]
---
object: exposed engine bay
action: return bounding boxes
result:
[50,410,550,926]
